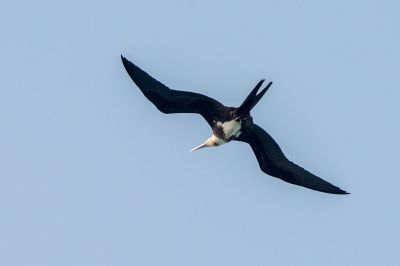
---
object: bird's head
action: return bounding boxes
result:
[190,135,221,152]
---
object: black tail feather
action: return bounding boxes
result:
[237,79,272,117]
[240,79,265,110]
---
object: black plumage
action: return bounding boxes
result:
[121,56,224,127]
[235,122,348,194]
[121,55,348,195]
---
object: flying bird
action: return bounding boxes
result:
[121,55,348,195]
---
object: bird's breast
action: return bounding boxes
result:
[214,119,242,141]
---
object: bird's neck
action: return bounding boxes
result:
[210,134,227,146]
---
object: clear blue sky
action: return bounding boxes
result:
[1,0,399,265]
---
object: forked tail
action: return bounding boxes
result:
[237,79,272,117]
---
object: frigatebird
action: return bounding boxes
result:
[121,56,348,195]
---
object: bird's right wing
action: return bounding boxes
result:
[121,56,224,126]
[236,121,348,194]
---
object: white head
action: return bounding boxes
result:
[190,135,225,152]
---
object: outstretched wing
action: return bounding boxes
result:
[121,56,224,125]
[236,121,348,194]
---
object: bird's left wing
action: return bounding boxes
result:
[235,121,348,194]
[121,56,224,126]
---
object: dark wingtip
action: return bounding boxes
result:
[331,188,350,195]
[121,55,132,71]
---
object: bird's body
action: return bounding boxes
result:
[121,55,349,195]
[191,114,243,151]
[215,119,243,140]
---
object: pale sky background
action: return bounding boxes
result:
[1,0,399,265]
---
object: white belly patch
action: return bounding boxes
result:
[217,120,242,139]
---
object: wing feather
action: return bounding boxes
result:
[121,56,224,125]
[236,121,348,194]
